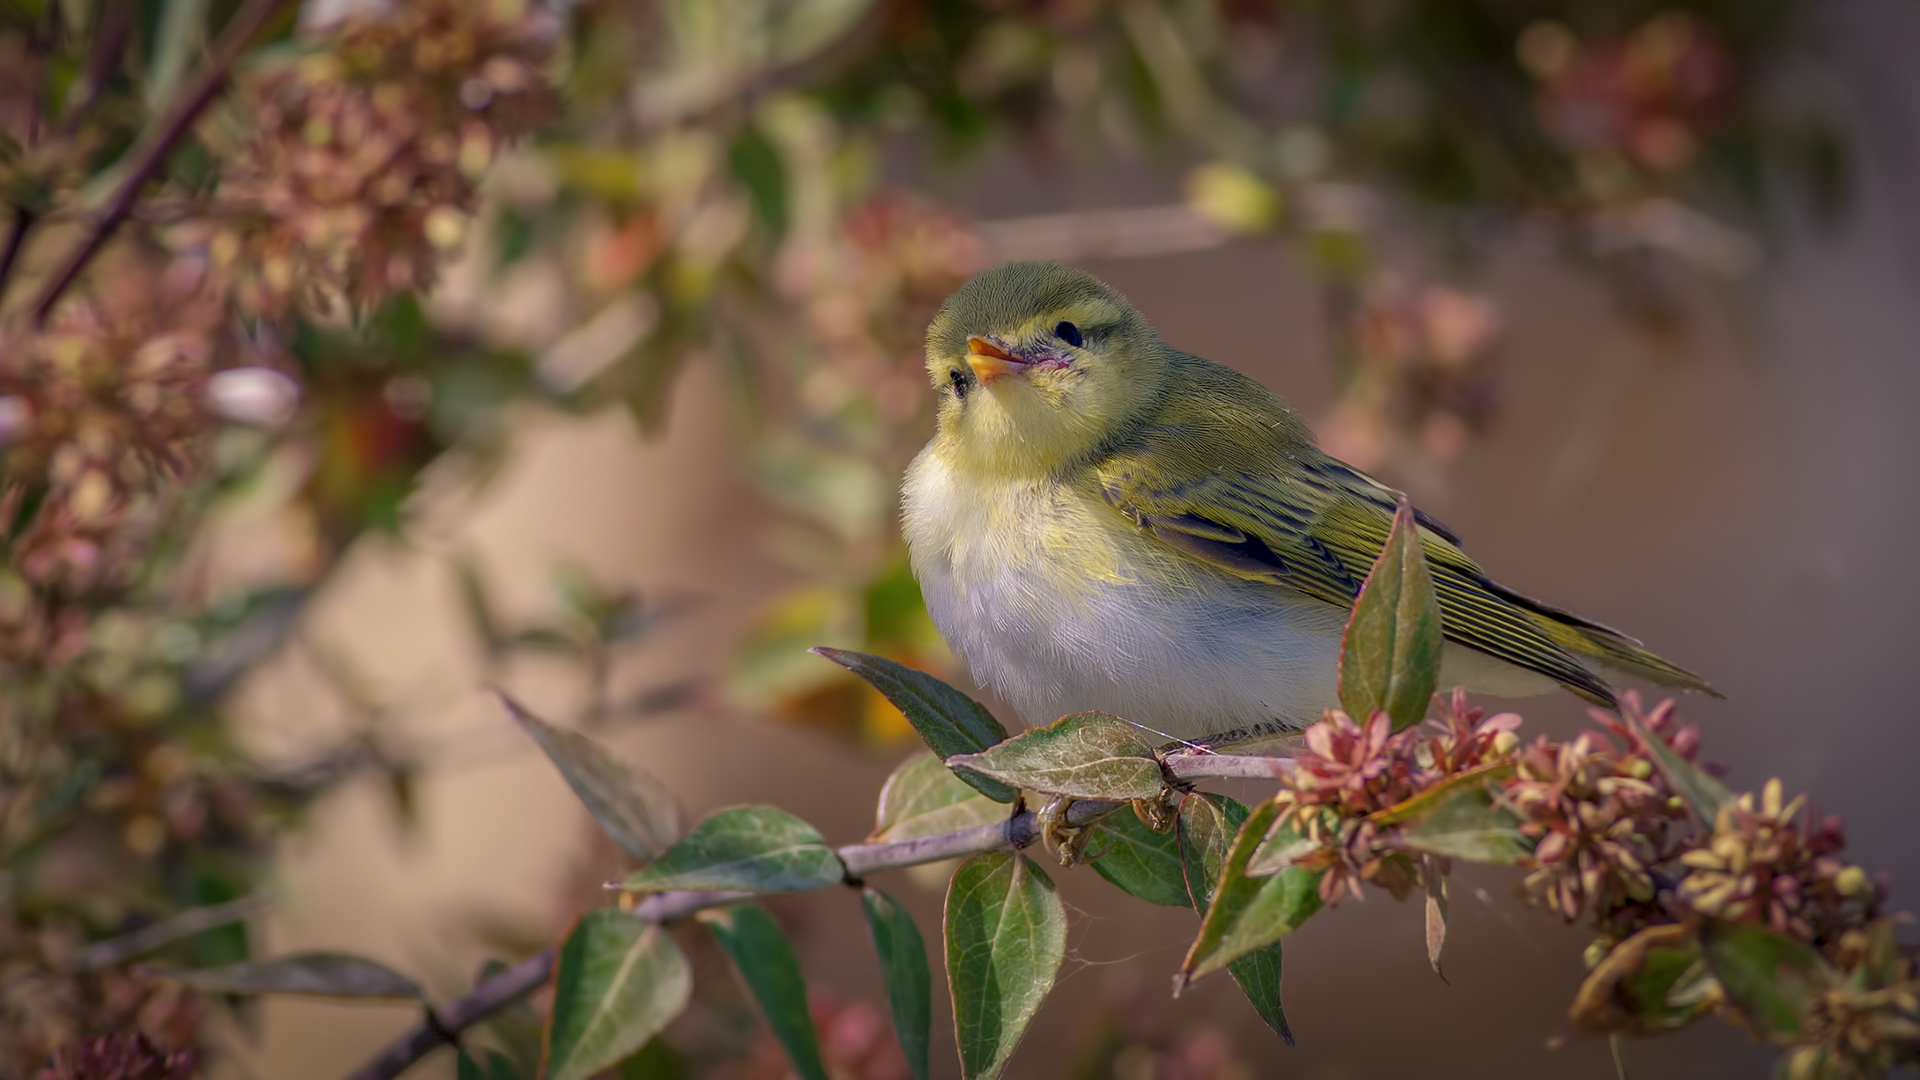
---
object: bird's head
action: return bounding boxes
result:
[925,261,1165,478]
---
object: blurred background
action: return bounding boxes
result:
[3,0,1919,1076]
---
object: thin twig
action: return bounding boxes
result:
[341,799,1120,1080]
[56,0,136,139]
[0,208,36,306]
[29,0,296,325]
[67,894,274,972]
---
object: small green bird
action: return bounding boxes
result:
[902,261,1712,746]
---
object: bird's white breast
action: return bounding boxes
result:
[901,447,1352,744]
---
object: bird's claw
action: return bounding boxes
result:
[1035,795,1091,867]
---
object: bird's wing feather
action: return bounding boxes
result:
[1093,359,1618,704]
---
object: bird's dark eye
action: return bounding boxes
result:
[1054,321,1084,348]
[948,368,968,400]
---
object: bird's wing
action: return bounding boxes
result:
[1095,437,1621,706]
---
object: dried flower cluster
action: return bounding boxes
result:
[1519,12,1734,197]
[1257,691,1914,1073]
[32,1031,194,1080]
[1319,277,1502,471]
[1506,708,1687,926]
[1785,920,1920,1080]
[206,0,556,317]
[781,190,986,423]
[1268,690,1520,904]
[0,258,231,670]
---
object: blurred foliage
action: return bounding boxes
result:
[0,0,1848,1073]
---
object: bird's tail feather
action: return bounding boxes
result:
[1487,581,1721,699]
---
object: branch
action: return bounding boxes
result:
[67,894,273,972]
[340,799,1120,1080]
[55,0,136,139]
[0,209,35,306]
[28,0,297,324]
[1164,751,1296,781]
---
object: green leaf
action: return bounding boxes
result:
[811,648,1015,802]
[140,952,423,1001]
[1088,809,1189,908]
[1700,920,1832,1039]
[1178,793,1250,915]
[873,752,1006,844]
[1398,785,1535,864]
[946,712,1165,802]
[621,806,845,895]
[1179,800,1324,987]
[1367,763,1517,827]
[1226,940,1293,1047]
[1570,924,1719,1035]
[701,906,829,1080]
[1245,819,1319,879]
[502,693,683,862]
[146,0,212,110]
[1337,498,1443,731]
[613,1038,688,1079]
[1178,794,1293,1046]
[770,0,882,65]
[545,911,692,1080]
[1630,714,1735,825]
[945,853,1066,1080]
[862,888,932,1080]
[457,1048,521,1080]
[729,125,788,238]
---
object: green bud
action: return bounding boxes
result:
[1582,939,1612,970]
[1491,730,1520,756]
[1628,759,1653,780]
[1836,866,1872,898]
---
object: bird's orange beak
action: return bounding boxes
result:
[966,337,1027,383]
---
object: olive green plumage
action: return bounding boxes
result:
[903,261,1712,743]
[1094,355,1706,706]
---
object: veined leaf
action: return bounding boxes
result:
[1569,923,1718,1036]
[1088,808,1190,908]
[621,806,844,895]
[702,906,829,1080]
[1245,819,1319,879]
[862,888,932,1080]
[544,911,692,1080]
[1338,499,1442,732]
[946,712,1164,802]
[1701,920,1832,1039]
[1178,793,1293,1045]
[456,1048,520,1080]
[1367,763,1516,827]
[1397,784,1535,864]
[874,751,1005,843]
[141,951,422,1001]
[613,1039,688,1079]
[812,648,1015,802]
[1631,715,1735,825]
[1423,854,1448,979]
[502,693,682,861]
[1179,800,1324,987]
[945,853,1065,1080]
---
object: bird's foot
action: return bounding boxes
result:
[1035,795,1092,867]
[1131,794,1175,832]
